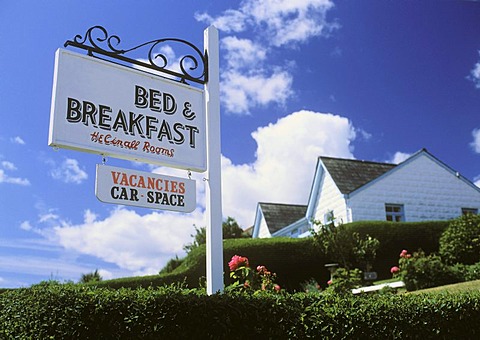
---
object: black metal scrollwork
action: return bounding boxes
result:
[64,26,207,85]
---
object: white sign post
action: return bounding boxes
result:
[204,26,224,295]
[49,25,224,294]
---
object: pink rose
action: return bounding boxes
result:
[274,284,281,292]
[400,249,408,258]
[228,255,249,271]
[327,279,333,285]
[390,266,400,274]
[257,265,266,273]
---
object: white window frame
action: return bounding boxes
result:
[323,210,335,225]
[385,204,405,222]
[462,208,478,215]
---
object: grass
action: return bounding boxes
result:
[411,279,480,294]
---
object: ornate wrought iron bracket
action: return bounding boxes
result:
[64,25,207,85]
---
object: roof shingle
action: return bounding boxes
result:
[320,157,396,194]
[259,202,307,234]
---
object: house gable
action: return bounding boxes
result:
[252,202,307,238]
[255,148,480,238]
[306,156,396,225]
[348,149,480,221]
[321,156,396,194]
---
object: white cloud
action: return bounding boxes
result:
[53,208,203,275]
[0,169,30,186]
[20,221,33,231]
[1,161,17,171]
[471,128,480,153]
[221,110,356,226]
[469,51,480,89]
[388,151,411,164]
[221,69,293,114]
[196,0,338,115]
[475,175,480,188]
[46,110,357,276]
[221,36,267,70]
[197,0,337,47]
[10,136,25,145]
[50,158,88,184]
[195,10,248,33]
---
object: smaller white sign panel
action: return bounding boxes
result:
[95,164,196,212]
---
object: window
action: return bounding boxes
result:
[462,208,478,215]
[385,204,405,222]
[323,210,334,225]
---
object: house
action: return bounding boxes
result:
[252,148,480,238]
[252,202,307,238]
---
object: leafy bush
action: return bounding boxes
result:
[452,262,480,282]
[89,221,449,291]
[439,214,480,265]
[324,268,362,295]
[311,219,379,271]
[396,250,463,291]
[3,283,480,339]
[350,220,449,278]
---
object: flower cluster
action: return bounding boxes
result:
[228,255,249,272]
[256,265,280,292]
[390,249,412,278]
[227,255,280,293]
[400,249,412,259]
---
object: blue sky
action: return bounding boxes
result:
[1,0,480,288]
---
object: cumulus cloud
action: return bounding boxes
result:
[221,110,355,225]
[50,158,88,184]
[1,161,17,171]
[0,161,30,185]
[45,110,357,277]
[388,151,411,164]
[53,208,204,275]
[221,68,293,114]
[471,128,480,153]
[10,136,25,145]
[197,0,338,47]
[469,52,480,89]
[196,0,338,114]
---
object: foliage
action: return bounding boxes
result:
[86,220,449,292]
[226,255,281,293]
[311,218,379,271]
[300,278,322,294]
[182,217,249,254]
[182,224,206,253]
[158,255,184,275]
[3,283,480,338]
[324,268,362,295]
[439,213,480,265]
[393,249,463,291]
[222,217,248,239]
[349,220,449,278]
[79,269,102,283]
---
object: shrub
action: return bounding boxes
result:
[398,250,463,291]
[324,268,362,295]
[350,220,449,279]
[439,214,480,265]
[311,219,379,271]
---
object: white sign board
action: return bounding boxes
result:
[95,164,196,212]
[49,49,206,172]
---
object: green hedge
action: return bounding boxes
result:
[349,220,450,279]
[1,283,480,339]
[94,238,331,291]
[92,221,449,291]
